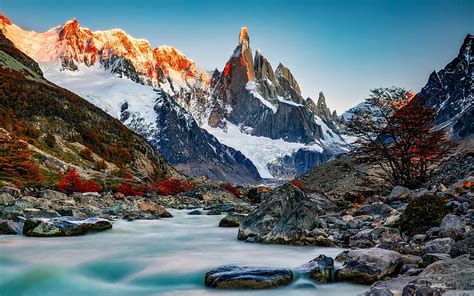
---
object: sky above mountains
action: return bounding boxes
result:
[1,0,472,113]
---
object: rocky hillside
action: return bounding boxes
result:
[0,30,175,183]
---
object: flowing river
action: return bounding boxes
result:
[0,210,368,296]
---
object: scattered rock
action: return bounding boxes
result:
[219,213,246,227]
[363,276,416,296]
[421,253,451,266]
[353,202,394,218]
[300,254,334,283]
[402,255,474,295]
[438,214,465,239]
[36,189,68,200]
[0,193,16,206]
[0,187,20,198]
[23,217,112,237]
[386,186,411,202]
[421,238,455,256]
[204,266,293,289]
[450,231,474,258]
[335,248,402,284]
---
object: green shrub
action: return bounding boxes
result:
[400,193,447,235]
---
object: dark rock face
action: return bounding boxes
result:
[402,255,474,295]
[335,248,402,284]
[22,217,112,237]
[417,34,473,139]
[268,147,335,178]
[123,90,261,184]
[237,184,332,245]
[204,265,293,289]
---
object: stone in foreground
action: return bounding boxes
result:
[335,248,402,284]
[23,217,112,237]
[204,265,293,289]
[238,184,327,244]
[402,254,473,295]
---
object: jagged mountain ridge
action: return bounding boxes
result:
[204,27,347,178]
[417,34,473,139]
[0,14,261,183]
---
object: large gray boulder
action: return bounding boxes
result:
[439,214,465,239]
[204,265,293,289]
[23,217,112,237]
[237,184,326,245]
[421,237,455,255]
[335,248,402,284]
[402,255,474,295]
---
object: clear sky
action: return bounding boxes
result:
[1,0,473,113]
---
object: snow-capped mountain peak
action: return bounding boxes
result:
[0,14,209,89]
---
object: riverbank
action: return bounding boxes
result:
[0,210,368,296]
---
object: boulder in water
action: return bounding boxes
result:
[23,217,112,237]
[238,184,325,245]
[219,213,246,227]
[204,265,293,289]
[299,254,334,283]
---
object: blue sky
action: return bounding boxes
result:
[1,0,473,112]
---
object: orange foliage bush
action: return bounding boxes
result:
[116,182,144,196]
[58,168,101,193]
[0,132,41,181]
[222,183,241,198]
[290,179,303,189]
[151,177,196,196]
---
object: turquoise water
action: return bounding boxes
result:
[0,210,368,296]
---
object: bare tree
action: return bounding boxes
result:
[346,87,452,189]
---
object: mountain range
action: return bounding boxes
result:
[0,14,346,182]
[0,13,472,184]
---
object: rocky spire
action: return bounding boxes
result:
[238,27,255,81]
[317,92,332,117]
[275,63,301,95]
[254,48,276,82]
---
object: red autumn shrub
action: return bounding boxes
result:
[116,182,144,196]
[291,179,303,189]
[0,132,42,181]
[80,179,102,193]
[151,177,196,196]
[58,168,102,193]
[222,183,241,198]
